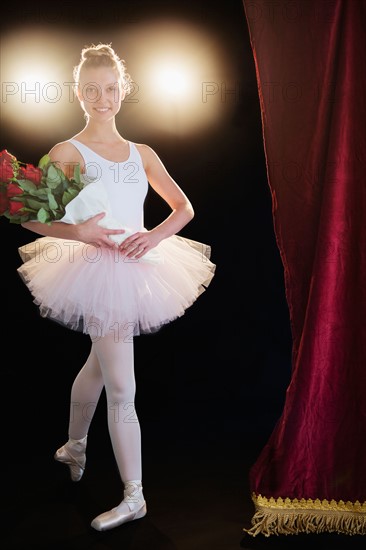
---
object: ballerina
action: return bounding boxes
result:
[18,42,215,531]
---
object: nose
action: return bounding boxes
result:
[82,84,107,104]
[95,88,107,103]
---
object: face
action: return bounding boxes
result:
[77,66,125,120]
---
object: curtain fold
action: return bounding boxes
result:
[242,0,366,536]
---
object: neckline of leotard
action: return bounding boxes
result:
[70,139,132,164]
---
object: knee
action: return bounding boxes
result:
[106,381,136,405]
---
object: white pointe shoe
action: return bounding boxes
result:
[54,436,87,482]
[91,480,147,531]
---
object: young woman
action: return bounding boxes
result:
[19,43,215,531]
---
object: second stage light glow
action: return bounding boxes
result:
[154,63,192,99]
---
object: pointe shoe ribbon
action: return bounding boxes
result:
[54,438,87,482]
[91,481,147,531]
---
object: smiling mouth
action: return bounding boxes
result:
[95,108,110,112]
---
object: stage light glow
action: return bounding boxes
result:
[1,20,233,143]
[124,19,227,135]
[153,63,192,99]
[1,28,81,147]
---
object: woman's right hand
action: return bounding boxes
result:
[76,212,125,249]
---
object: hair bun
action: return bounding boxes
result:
[73,42,133,96]
[82,44,115,60]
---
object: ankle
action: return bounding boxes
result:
[66,435,87,454]
[69,435,87,444]
[123,480,144,502]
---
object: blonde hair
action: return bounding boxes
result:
[73,43,132,95]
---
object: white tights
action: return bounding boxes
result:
[68,332,142,483]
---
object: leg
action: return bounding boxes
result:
[68,344,105,440]
[54,344,105,481]
[90,331,146,530]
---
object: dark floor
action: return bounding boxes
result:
[2,274,366,550]
[3,407,365,550]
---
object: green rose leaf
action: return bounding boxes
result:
[46,165,62,188]
[38,154,51,169]
[20,207,38,214]
[48,194,58,210]
[37,208,50,223]
[72,164,81,184]
[25,198,48,210]
[62,188,79,206]
[30,188,49,199]
[17,179,37,193]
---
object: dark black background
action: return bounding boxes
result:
[1,2,301,549]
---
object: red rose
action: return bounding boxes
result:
[0,150,16,163]
[0,149,17,183]
[9,200,25,216]
[0,188,9,215]
[19,163,43,186]
[7,182,24,198]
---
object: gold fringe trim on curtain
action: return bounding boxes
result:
[244,493,366,537]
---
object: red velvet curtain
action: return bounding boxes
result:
[242,0,366,536]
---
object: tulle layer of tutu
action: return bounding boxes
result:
[17,234,216,339]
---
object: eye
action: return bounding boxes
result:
[85,86,98,96]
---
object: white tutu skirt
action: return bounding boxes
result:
[17,235,216,339]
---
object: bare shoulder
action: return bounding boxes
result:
[134,142,156,156]
[48,140,84,177]
[134,142,162,170]
[48,140,82,162]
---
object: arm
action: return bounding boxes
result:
[21,213,124,248]
[21,142,125,248]
[119,144,194,258]
[141,144,194,239]
[21,219,84,240]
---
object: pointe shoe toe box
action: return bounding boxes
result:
[54,446,86,482]
[91,502,147,531]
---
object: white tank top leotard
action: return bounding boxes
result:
[68,139,148,232]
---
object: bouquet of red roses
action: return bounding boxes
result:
[0,149,84,224]
[0,149,162,263]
